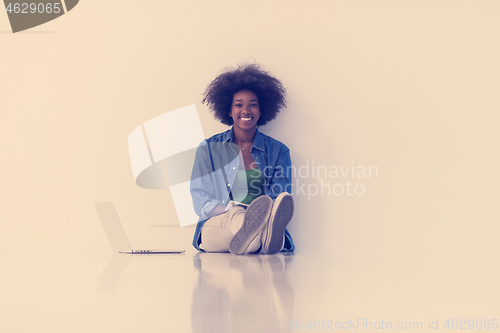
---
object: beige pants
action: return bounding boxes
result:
[200,206,263,253]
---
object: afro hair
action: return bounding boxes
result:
[202,63,287,126]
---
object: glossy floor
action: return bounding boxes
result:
[2,247,499,333]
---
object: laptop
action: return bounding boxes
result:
[95,202,185,254]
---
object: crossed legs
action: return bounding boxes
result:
[200,193,293,255]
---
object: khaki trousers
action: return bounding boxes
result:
[200,206,263,253]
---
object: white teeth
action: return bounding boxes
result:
[241,117,252,121]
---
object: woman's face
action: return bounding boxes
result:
[230,90,260,132]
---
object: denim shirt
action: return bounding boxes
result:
[190,127,295,251]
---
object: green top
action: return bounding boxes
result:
[230,167,264,205]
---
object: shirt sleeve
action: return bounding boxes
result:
[190,140,223,220]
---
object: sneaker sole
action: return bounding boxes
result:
[229,196,272,255]
[266,195,294,254]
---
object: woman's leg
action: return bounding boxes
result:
[200,206,245,253]
[201,196,274,254]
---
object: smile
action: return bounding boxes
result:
[240,117,253,121]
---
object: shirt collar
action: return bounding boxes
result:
[223,127,265,152]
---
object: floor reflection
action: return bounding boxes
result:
[192,253,295,333]
[98,254,131,295]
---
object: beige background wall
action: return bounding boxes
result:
[1,0,499,316]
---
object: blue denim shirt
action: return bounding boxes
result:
[190,127,295,251]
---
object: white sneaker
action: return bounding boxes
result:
[261,192,294,254]
[229,196,272,255]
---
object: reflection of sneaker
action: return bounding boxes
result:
[262,192,294,254]
[229,196,272,255]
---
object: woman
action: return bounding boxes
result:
[190,64,294,254]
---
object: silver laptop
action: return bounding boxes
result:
[95,202,185,254]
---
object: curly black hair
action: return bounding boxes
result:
[202,63,287,126]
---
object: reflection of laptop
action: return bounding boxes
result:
[95,202,185,254]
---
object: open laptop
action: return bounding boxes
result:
[95,202,185,254]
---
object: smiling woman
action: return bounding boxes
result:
[190,63,295,255]
[231,90,261,133]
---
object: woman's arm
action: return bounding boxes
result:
[209,204,227,217]
[190,141,226,220]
